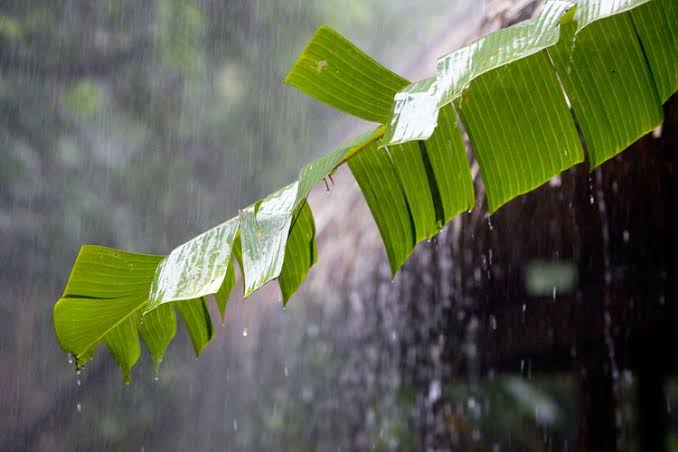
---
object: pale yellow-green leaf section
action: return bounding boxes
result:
[148,218,239,308]
[240,182,298,297]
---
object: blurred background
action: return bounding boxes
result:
[1,0,677,451]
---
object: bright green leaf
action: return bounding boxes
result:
[53,294,148,370]
[55,246,163,377]
[549,14,663,168]
[294,126,383,209]
[139,303,176,370]
[213,260,236,320]
[175,297,213,356]
[285,25,409,123]
[63,245,163,299]
[630,0,678,103]
[106,312,142,384]
[348,142,415,275]
[382,88,477,225]
[386,141,440,240]
[53,0,676,379]
[423,105,475,223]
[148,218,239,308]
[456,52,584,212]
[279,201,317,304]
[240,182,298,297]
[383,0,575,146]
[574,0,653,31]
[437,1,575,110]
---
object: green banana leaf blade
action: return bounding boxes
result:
[285,25,409,123]
[279,201,318,305]
[139,303,177,370]
[62,245,164,299]
[54,294,148,375]
[240,182,298,297]
[175,297,214,356]
[574,0,654,31]
[294,126,384,209]
[424,105,475,223]
[630,0,678,103]
[213,261,236,320]
[52,0,678,381]
[549,14,663,168]
[348,143,416,275]
[456,52,584,212]
[382,0,575,147]
[148,217,239,309]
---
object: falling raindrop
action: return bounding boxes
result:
[427,380,441,404]
[566,34,577,75]
[233,419,238,432]
[242,328,248,337]
[76,403,82,413]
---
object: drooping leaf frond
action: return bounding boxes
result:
[53,0,677,380]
